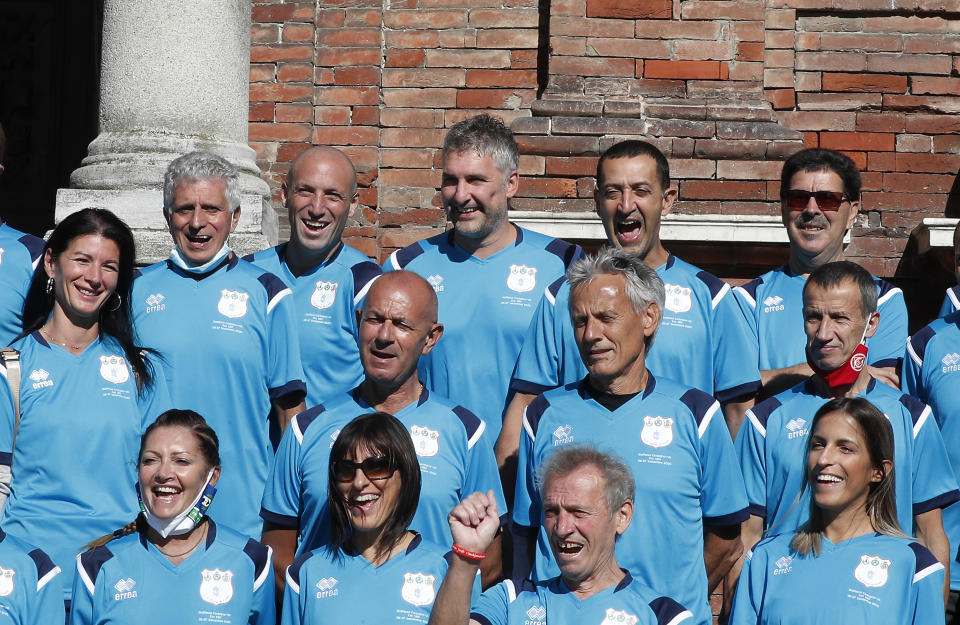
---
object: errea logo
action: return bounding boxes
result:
[525,604,546,625]
[144,293,166,313]
[774,555,793,575]
[763,295,785,313]
[785,418,808,439]
[113,577,137,600]
[942,352,960,373]
[552,425,573,446]
[315,577,339,599]
[427,275,444,293]
[29,369,53,390]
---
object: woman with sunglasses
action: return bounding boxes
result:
[70,410,274,624]
[730,397,944,624]
[281,412,480,625]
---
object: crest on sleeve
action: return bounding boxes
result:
[506,265,537,293]
[99,355,131,385]
[311,281,338,310]
[199,569,234,605]
[400,572,436,607]
[600,608,639,625]
[0,567,14,597]
[640,416,673,448]
[664,283,692,314]
[217,289,249,319]
[854,555,890,588]
[410,425,440,457]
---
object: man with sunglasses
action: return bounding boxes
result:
[734,148,907,397]
[260,270,506,594]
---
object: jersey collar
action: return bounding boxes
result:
[138,518,217,552]
[165,253,236,281]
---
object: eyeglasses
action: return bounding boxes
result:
[782,189,848,211]
[333,456,395,482]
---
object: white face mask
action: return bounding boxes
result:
[169,245,232,273]
[138,469,217,539]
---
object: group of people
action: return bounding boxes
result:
[0,113,958,625]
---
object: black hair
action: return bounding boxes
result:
[804,261,877,318]
[596,140,670,190]
[140,409,221,468]
[780,148,861,202]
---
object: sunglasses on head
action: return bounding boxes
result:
[782,189,848,211]
[333,455,395,482]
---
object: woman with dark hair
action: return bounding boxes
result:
[70,409,274,624]
[0,208,171,607]
[281,412,479,624]
[730,397,944,624]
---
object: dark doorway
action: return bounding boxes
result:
[0,0,101,236]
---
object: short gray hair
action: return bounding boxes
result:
[163,151,241,219]
[567,247,664,346]
[537,445,634,516]
[442,114,519,175]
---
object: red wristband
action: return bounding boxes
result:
[451,544,486,561]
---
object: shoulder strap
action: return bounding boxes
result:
[0,348,22,456]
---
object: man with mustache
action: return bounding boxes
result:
[734,148,907,396]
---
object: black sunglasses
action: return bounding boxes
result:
[333,455,395,482]
[782,189,848,211]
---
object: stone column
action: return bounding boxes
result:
[55,0,277,264]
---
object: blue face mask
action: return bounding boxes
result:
[138,470,217,538]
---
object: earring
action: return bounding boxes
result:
[105,293,122,313]
[45,277,54,295]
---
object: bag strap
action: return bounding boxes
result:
[0,348,22,458]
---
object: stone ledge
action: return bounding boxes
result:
[917,217,959,250]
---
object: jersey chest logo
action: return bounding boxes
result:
[29,368,54,390]
[145,293,166,314]
[507,265,537,293]
[854,555,890,588]
[942,352,960,373]
[99,355,130,385]
[113,577,137,600]
[664,284,692,314]
[427,275,444,293]
[401,572,435,607]
[410,425,440,457]
[311,281,338,310]
[600,607,639,625]
[0,567,14,597]
[525,604,546,624]
[217,290,249,319]
[640,416,673,448]
[200,569,234,605]
[762,295,785,313]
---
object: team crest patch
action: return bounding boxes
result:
[640,416,674,448]
[200,569,234,605]
[506,265,537,293]
[400,572,436,607]
[99,355,130,384]
[600,608,639,625]
[410,425,440,457]
[217,290,249,319]
[0,567,14,597]
[310,281,338,310]
[664,283,692,314]
[854,555,890,588]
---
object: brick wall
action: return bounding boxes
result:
[249,0,960,320]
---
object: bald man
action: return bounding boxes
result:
[261,270,507,594]
[246,146,381,405]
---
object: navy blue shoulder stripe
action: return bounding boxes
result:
[545,239,583,269]
[909,325,936,362]
[452,405,483,440]
[288,550,315,586]
[243,538,271,579]
[294,405,327,435]
[27,548,57,581]
[525,394,551,436]
[132,268,143,280]
[898,393,928,426]
[649,596,689,625]
[695,270,727,299]
[876,277,897,297]
[18,233,45,261]
[738,277,762,299]
[908,541,939,573]
[351,261,382,296]
[393,244,424,268]
[257,271,289,301]
[748,396,782,429]
[79,546,114,585]
[547,275,567,298]
[679,388,717,427]
[241,252,255,262]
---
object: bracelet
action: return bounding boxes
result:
[452,544,486,561]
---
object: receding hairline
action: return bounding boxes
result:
[286,146,357,194]
[364,271,439,323]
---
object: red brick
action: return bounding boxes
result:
[553,56,635,77]
[912,76,960,95]
[518,177,578,198]
[379,209,446,227]
[866,53,952,75]
[736,42,764,62]
[841,151,867,170]
[675,41,734,61]
[382,88,457,108]
[380,108,444,128]
[275,103,311,123]
[381,149,436,169]
[765,8,795,29]
[379,168,441,187]
[794,33,818,51]
[251,24,280,44]
[316,28,380,47]
[344,9,381,27]
[250,65,274,83]
[315,9,346,28]
[425,50,511,69]
[249,102,274,122]
[764,49,794,68]
[383,68,465,88]
[634,20,721,39]
[716,160,783,180]
[896,134,932,152]
[386,49,425,68]
[803,132,819,148]
[381,128,446,148]
[895,153,960,173]
[682,1,763,19]
[277,63,313,82]
[671,159,715,179]
[334,67,380,85]
[282,23,314,43]
[249,122,311,142]
[934,135,960,153]
[681,181,766,200]
[383,10,468,29]
[644,60,724,80]
[249,83,312,102]
[516,135,599,156]
[379,228,444,250]
[315,68,334,85]
[277,142,311,164]
[456,89,533,109]
[251,45,313,63]
[728,61,762,81]
[766,30,795,49]
[818,33,902,52]
[861,191,945,211]
[470,9,538,27]
[316,48,381,67]
[587,39,671,59]
[796,93,883,110]
[316,86,379,106]
[477,29,538,49]
[312,125,379,146]
[552,17,634,38]
[512,50,537,69]
[796,52,866,72]
[465,69,537,88]
[252,4,299,22]
[862,15,951,34]
[544,156,597,176]
[763,69,793,89]
[881,173,955,194]
[587,0,670,19]
[904,34,960,54]
[778,111,856,131]
[437,29,477,49]
[820,132,895,152]
[884,95,960,112]
[765,89,796,110]
[352,106,379,126]
[314,106,352,125]
[821,73,907,93]
[384,31,440,49]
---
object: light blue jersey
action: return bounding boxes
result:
[904,312,960,590]
[472,574,692,625]
[282,533,478,625]
[734,265,908,371]
[132,255,306,537]
[385,227,582,438]
[71,520,274,625]
[737,377,959,535]
[0,221,43,347]
[0,333,171,600]
[938,285,960,318]
[244,243,381,406]
[261,387,506,554]
[730,532,944,625]
[0,529,63,625]
[512,376,749,625]
[510,254,760,401]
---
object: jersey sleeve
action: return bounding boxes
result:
[902,336,925,401]
[351,261,382,311]
[869,284,908,369]
[70,551,105,625]
[710,284,761,401]
[939,287,960,318]
[29,549,63,625]
[459,415,508,520]
[260,416,306,528]
[280,553,311,625]
[736,407,770,519]
[257,273,307,400]
[137,356,174,429]
[732,282,761,360]
[727,547,765,625]
[908,542,946,625]
[510,285,564,395]
[511,402,543,580]
[469,579,512,625]
[247,542,276,625]
[0,358,16,465]
[906,400,960,515]
[688,392,750,525]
